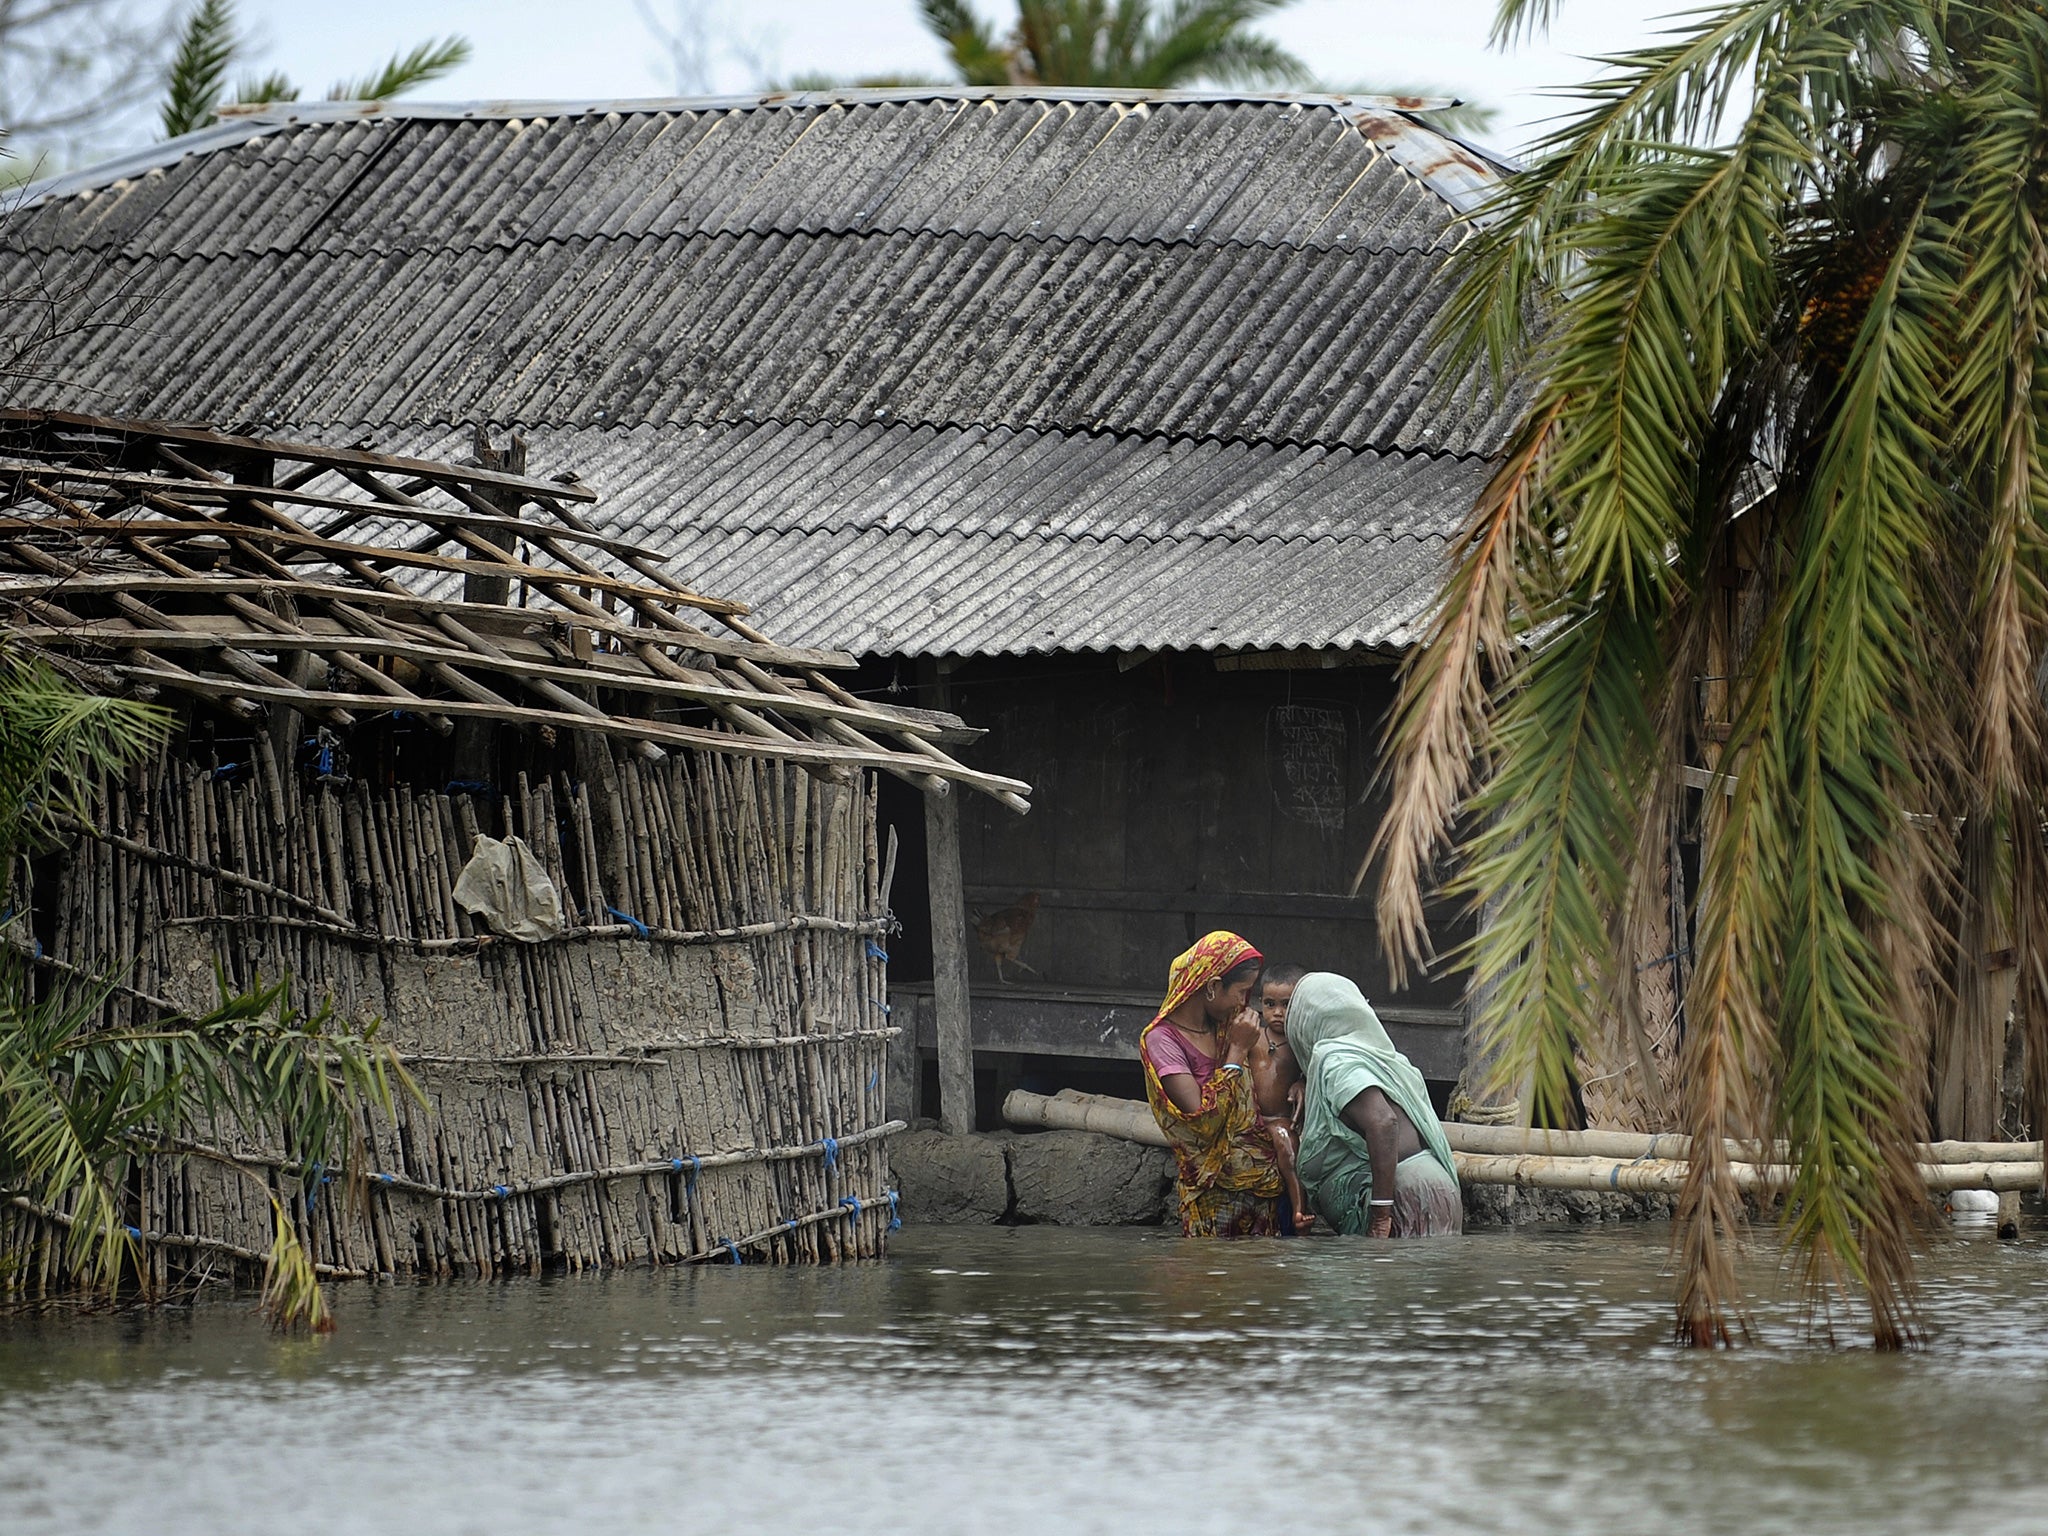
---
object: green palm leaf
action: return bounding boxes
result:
[1378,0,2048,1344]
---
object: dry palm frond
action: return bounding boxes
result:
[1365,401,1558,978]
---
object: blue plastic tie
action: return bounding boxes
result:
[786,1219,800,1232]
[723,1239,742,1265]
[886,1190,901,1232]
[671,1154,703,1201]
[306,1160,327,1217]
[492,1184,511,1199]
[124,1224,142,1239]
[210,761,241,781]
[865,940,890,962]
[821,1136,839,1171]
[872,1000,892,1015]
[445,779,492,794]
[375,1172,396,1185]
[839,1195,863,1221]
[606,905,650,939]
[867,1070,880,1093]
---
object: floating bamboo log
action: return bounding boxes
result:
[1000,1090,2047,1194]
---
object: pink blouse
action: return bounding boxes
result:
[1142,1023,1217,1083]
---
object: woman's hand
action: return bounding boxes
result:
[1222,1007,1262,1063]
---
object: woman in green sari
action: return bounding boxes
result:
[1284,973,1462,1237]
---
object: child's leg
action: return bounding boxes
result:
[1264,1119,1314,1233]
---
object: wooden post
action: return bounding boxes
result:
[1453,884,1525,1124]
[463,427,527,606]
[926,784,975,1134]
[886,993,925,1123]
[453,429,527,784]
[1938,810,2014,1141]
[922,658,975,1135]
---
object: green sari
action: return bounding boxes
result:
[1285,973,1462,1236]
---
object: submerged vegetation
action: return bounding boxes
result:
[0,654,409,1328]
[1377,0,2048,1346]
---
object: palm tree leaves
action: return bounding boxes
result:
[0,651,169,864]
[158,0,469,140]
[1380,0,2048,1343]
[1,967,411,1330]
[326,39,472,107]
[0,654,410,1328]
[921,0,1019,84]
[918,0,1308,89]
[159,0,234,139]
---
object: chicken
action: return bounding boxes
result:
[973,891,1041,983]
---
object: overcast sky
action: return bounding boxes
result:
[236,0,1678,153]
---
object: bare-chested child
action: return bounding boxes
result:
[1250,963,1314,1233]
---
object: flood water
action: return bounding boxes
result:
[5,1221,2048,1535]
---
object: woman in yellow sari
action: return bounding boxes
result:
[1138,931,1284,1237]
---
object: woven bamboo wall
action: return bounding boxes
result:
[7,736,898,1284]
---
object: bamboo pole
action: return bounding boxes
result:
[1012,1088,2044,1166]
[999,1091,2047,1193]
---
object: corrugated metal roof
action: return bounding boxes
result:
[15,91,1510,257]
[5,89,1509,657]
[657,524,1451,657]
[13,103,1470,261]
[1,231,1506,454]
[399,418,1486,541]
[363,419,1479,656]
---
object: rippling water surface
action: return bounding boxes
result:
[5,1222,2048,1534]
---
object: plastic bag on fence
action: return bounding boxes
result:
[452,834,565,941]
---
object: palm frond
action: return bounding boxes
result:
[0,660,406,1328]
[1394,0,2047,1344]
[0,962,413,1326]
[231,72,299,108]
[0,651,170,865]
[326,37,471,104]
[1137,0,1309,87]
[920,0,1016,85]
[159,0,238,140]
[327,38,471,105]
[1369,402,1558,975]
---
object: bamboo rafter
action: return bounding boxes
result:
[0,409,1030,808]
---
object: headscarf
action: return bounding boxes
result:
[1156,930,1263,1020]
[1285,972,1457,1227]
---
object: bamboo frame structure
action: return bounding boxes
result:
[0,412,1029,1296]
[0,409,1031,807]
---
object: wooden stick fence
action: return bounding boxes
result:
[4,738,903,1294]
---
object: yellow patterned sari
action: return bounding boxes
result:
[1139,931,1283,1237]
